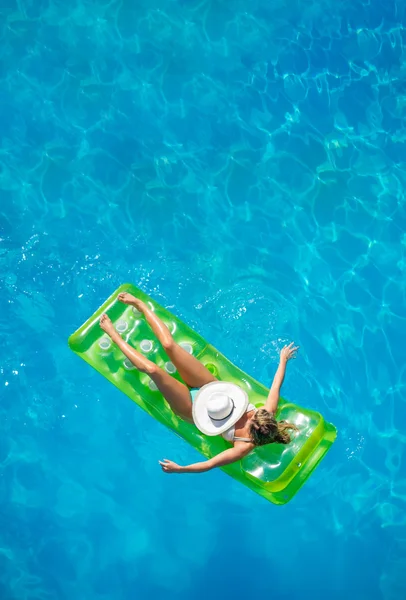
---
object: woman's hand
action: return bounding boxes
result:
[280,342,299,363]
[159,459,183,473]
[159,445,251,474]
[265,342,299,413]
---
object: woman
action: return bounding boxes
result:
[100,293,299,474]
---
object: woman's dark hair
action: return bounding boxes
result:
[250,408,298,446]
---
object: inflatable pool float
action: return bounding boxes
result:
[68,284,337,505]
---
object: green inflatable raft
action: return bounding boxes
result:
[68,284,337,505]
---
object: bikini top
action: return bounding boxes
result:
[221,403,256,443]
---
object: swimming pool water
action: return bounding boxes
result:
[1,0,405,598]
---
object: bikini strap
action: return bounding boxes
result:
[233,436,252,443]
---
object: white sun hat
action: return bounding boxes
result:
[192,381,249,436]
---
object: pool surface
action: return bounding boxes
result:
[1,0,405,599]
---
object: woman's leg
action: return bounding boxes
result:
[100,314,193,422]
[118,293,217,388]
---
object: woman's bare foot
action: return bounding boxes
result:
[100,314,118,339]
[99,313,156,374]
[118,292,144,311]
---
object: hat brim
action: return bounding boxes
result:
[192,381,249,436]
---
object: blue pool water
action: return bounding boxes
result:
[1,0,406,598]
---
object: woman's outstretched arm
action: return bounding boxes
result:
[264,342,299,414]
[159,444,253,474]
